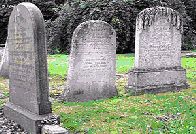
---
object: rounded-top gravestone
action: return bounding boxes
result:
[61,20,118,102]
[3,2,61,134]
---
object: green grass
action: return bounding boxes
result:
[0,53,195,133]
[48,54,69,77]
[116,54,134,73]
[48,54,195,133]
[47,53,135,76]
[182,57,196,85]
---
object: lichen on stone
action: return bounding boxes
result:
[136,6,183,33]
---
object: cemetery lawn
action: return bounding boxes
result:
[0,54,195,133]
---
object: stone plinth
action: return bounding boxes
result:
[4,102,60,134]
[125,67,189,94]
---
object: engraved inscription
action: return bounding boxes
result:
[78,27,113,73]
[138,18,179,68]
[9,27,35,91]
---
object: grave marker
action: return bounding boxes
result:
[0,40,9,79]
[3,2,61,133]
[186,52,196,57]
[125,7,189,94]
[61,20,118,102]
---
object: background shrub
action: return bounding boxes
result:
[0,0,58,44]
[0,0,195,54]
[45,0,196,54]
[46,0,144,54]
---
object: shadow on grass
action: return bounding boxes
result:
[125,84,190,97]
[120,53,134,57]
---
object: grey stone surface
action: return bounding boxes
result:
[61,20,118,102]
[0,41,9,79]
[3,2,61,134]
[125,7,189,93]
[0,92,5,99]
[3,102,60,134]
[185,52,196,57]
[134,7,183,69]
[42,125,69,134]
[0,47,4,58]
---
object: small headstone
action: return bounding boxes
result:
[3,2,62,133]
[125,7,189,94]
[61,20,118,102]
[185,52,196,57]
[0,41,9,79]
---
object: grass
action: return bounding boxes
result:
[0,53,195,133]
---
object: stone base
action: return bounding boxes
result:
[124,83,189,96]
[59,86,118,102]
[125,66,189,95]
[3,102,60,134]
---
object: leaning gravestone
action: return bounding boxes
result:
[0,40,9,79]
[60,20,118,102]
[125,7,189,94]
[3,2,61,134]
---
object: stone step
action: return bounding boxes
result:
[42,125,69,134]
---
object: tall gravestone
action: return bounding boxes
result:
[3,2,60,134]
[125,7,189,94]
[61,20,118,102]
[0,40,9,79]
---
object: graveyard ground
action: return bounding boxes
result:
[0,53,195,133]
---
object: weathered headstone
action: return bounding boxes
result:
[0,40,9,79]
[61,20,118,102]
[125,7,189,94]
[3,2,61,134]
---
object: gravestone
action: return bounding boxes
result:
[60,20,118,102]
[186,52,196,57]
[0,40,9,79]
[3,2,61,134]
[125,7,189,94]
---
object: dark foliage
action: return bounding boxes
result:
[0,3,13,43]
[34,1,57,20]
[45,0,196,54]
[0,0,58,44]
[46,0,142,54]
[0,0,195,53]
